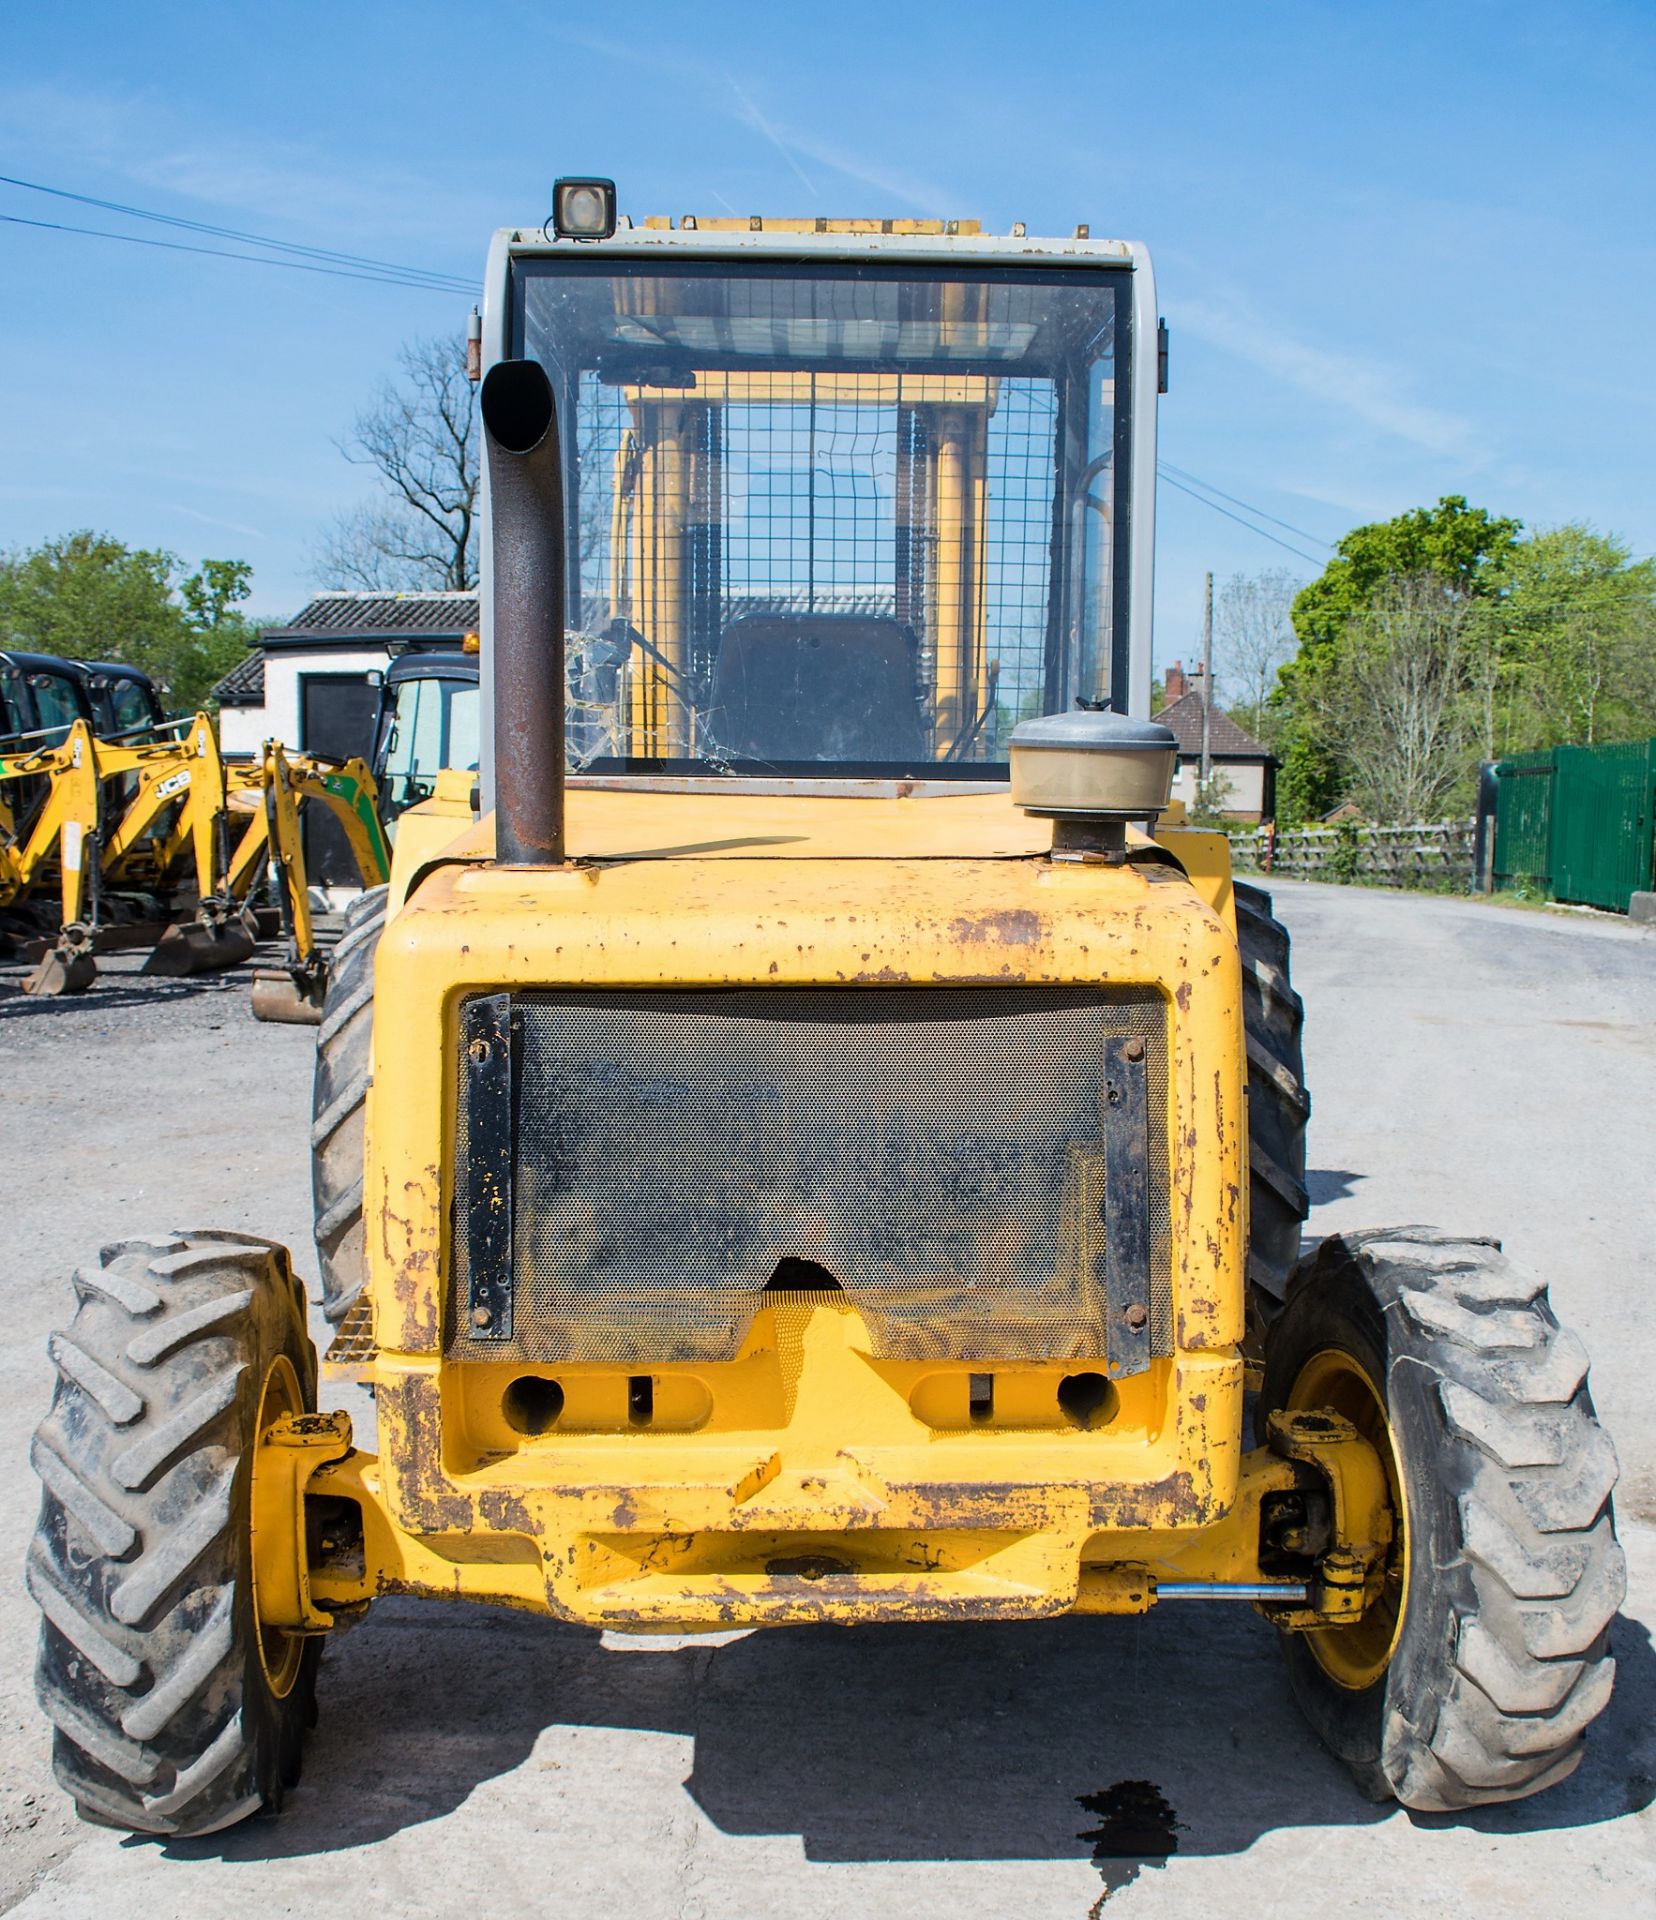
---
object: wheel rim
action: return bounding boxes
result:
[250,1354,306,1700]
[1290,1346,1408,1691]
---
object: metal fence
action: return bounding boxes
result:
[1490,738,1656,912]
[1229,821,1476,890]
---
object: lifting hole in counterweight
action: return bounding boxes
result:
[503,1376,564,1435]
[1059,1372,1118,1430]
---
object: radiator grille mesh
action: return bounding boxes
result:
[448,988,1169,1365]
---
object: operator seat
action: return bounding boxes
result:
[708,614,927,763]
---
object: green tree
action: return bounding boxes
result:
[1273,496,1520,820]
[1471,526,1656,754]
[0,533,257,713]
[180,557,253,630]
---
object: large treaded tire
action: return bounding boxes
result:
[311,885,385,1324]
[1260,1227,1624,1810]
[1235,880,1310,1303]
[29,1233,321,1836]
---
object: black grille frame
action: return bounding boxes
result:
[448,986,1171,1370]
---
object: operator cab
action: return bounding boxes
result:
[80,662,166,741]
[0,650,94,749]
[483,213,1157,786]
[373,647,481,828]
[0,652,165,750]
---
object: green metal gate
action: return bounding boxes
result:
[1492,738,1656,912]
[1491,751,1555,893]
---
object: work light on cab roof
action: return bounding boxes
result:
[551,176,617,241]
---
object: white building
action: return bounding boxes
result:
[215,591,479,759]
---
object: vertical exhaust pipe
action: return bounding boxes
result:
[482,358,565,866]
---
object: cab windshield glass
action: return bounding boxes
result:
[29,672,84,747]
[379,674,480,824]
[512,256,1131,775]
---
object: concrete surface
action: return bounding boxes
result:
[1,885,1652,1917]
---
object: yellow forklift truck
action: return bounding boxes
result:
[27,188,1622,1836]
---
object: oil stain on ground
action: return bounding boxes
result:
[1075,1779,1184,1910]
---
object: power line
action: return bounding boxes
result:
[0,169,475,292]
[1158,464,1656,596]
[1158,461,1333,549]
[1156,466,1326,566]
[0,211,471,294]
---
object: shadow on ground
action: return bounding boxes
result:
[151,1584,1656,1883]
[1306,1168,1365,1205]
[0,946,285,1018]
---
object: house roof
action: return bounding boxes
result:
[211,649,266,706]
[1158,690,1276,762]
[214,591,481,706]
[273,590,480,637]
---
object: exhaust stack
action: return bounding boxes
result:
[481,358,566,866]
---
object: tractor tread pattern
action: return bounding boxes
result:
[1235,881,1310,1302]
[1295,1228,1623,1810]
[29,1234,318,1836]
[311,884,386,1323]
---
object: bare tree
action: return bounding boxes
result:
[1213,568,1300,741]
[314,335,478,590]
[1311,573,1471,823]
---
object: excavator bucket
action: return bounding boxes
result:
[141,911,257,977]
[22,940,97,996]
[249,964,326,1025]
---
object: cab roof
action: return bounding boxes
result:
[494,217,1140,268]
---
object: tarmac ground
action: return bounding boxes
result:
[1,882,1651,1917]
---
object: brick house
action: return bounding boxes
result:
[1157,661,1278,822]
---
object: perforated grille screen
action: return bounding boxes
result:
[448,988,1169,1366]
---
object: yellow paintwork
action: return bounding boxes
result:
[98,715,231,900]
[656,371,999,407]
[386,766,479,912]
[0,721,102,922]
[1286,1351,1407,1683]
[254,203,1393,1653]
[311,783,1286,1628]
[386,781,1232,899]
[284,1380,1388,1629]
[228,742,389,966]
[248,1359,331,1692]
[293,777,1292,1630]
[0,715,234,918]
[642,217,985,235]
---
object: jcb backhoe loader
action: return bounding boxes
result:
[0,714,387,996]
[27,194,1622,1837]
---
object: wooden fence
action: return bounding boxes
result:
[1228,820,1477,890]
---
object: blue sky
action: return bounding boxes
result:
[2,0,1653,668]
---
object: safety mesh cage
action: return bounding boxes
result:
[513,260,1128,770]
[448,987,1170,1370]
